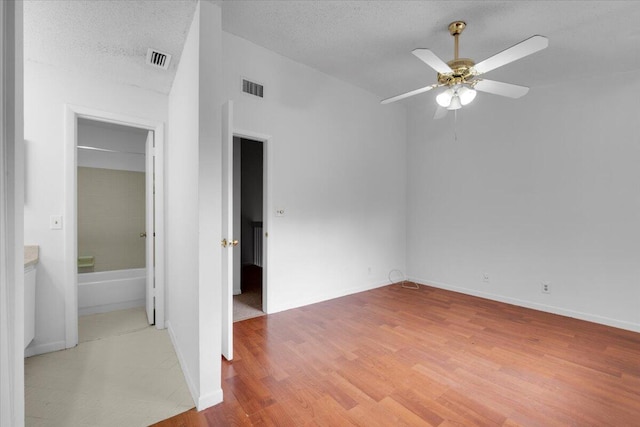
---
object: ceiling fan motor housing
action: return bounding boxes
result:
[437,58,476,86]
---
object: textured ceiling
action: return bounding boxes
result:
[221,1,640,101]
[24,0,197,94]
[23,1,640,100]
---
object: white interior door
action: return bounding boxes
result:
[221,101,234,360]
[145,130,155,325]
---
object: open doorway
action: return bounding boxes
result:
[232,136,265,322]
[76,119,153,341]
[63,105,165,349]
[221,101,271,359]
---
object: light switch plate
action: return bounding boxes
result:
[50,215,63,230]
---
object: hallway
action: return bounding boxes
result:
[25,308,193,426]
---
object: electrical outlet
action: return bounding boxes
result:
[482,273,490,283]
[541,281,551,294]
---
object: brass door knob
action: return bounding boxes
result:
[221,238,239,248]
[140,232,147,238]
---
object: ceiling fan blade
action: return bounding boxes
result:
[412,49,452,74]
[433,106,448,120]
[474,79,529,98]
[474,35,548,75]
[381,84,439,105]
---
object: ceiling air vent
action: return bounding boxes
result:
[146,48,171,70]
[242,78,264,98]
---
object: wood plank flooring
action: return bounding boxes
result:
[153,284,640,426]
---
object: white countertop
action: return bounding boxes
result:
[24,245,39,268]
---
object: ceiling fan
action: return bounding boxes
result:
[381,21,548,116]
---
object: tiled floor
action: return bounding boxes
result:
[25,307,194,426]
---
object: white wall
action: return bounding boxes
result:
[196,2,223,409]
[406,72,640,332]
[1,1,25,425]
[77,119,147,172]
[166,1,223,411]
[222,32,408,313]
[23,60,167,356]
[166,0,201,405]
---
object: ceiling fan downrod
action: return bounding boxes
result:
[437,21,475,86]
[449,21,466,60]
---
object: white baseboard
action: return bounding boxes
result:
[166,322,197,408]
[197,389,223,411]
[24,340,65,358]
[166,322,223,412]
[410,276,640,333]
[78,299,145,316]
[268,278,390,315]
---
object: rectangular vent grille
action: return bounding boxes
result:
[242,79,264,98]
[146,48,171,70]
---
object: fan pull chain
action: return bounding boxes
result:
[454,109,458,141]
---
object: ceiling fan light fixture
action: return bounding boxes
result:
[458,86,477,105]
[447,95,462,110]
[436,89,453,107]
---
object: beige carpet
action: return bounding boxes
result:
[233,290,264,322]
[25,307,194,427]
[78,306,149,343]
[233,264,265,322]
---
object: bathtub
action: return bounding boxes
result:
[78,268,146,316]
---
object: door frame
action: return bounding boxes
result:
[144,131,155,325]
[233,128,272,315]
[63,105,165,348]
[1,1,25,424]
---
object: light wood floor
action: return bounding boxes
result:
[154,284,640,426]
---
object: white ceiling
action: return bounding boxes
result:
[24,1,640,99]
[24,0,197,94]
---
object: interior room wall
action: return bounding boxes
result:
[406,71,640,332]
[222,31,408,314]
[77,167,145,272]
[196,2,223,409]
[240,138,263,268]
[22,57,167,357]
[166,1,223,410]
[166,0,200,406]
